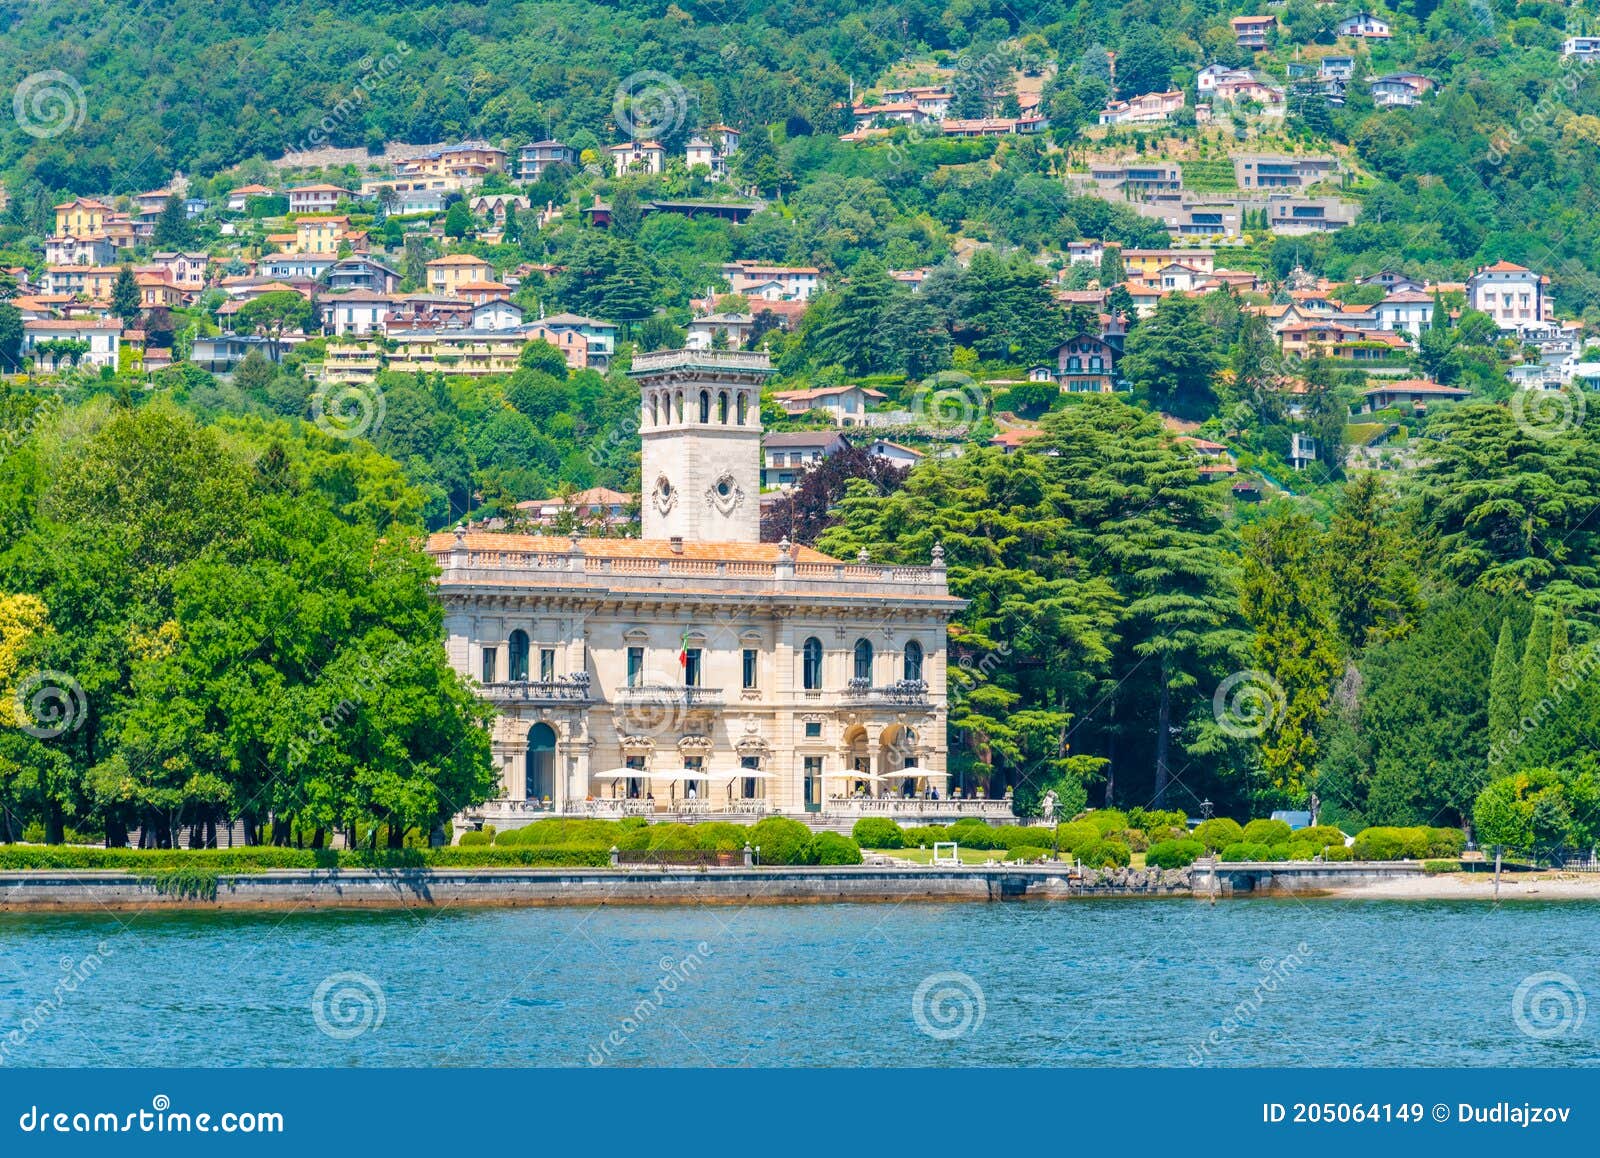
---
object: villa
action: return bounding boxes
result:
[430,350,984,831]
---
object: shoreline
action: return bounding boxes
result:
[1,862,1595,911]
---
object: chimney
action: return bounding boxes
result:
[669,536,684,554]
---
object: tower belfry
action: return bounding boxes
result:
[628,350,774,543]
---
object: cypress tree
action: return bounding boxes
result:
[1547,607,1570,689]
[1487,617,1520,765]
[111,265,142,328]
[1519,605,1552,717]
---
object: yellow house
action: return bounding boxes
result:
[1121,248,1216,280]
[53,197,112,239]
[290,216,350,255]
[388,329,529,376]
[425,253,495,296]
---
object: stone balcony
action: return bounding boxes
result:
[480,674,593,705]
[612,684,725,712]
[841,678,930,706]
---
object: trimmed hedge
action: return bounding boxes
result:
[1007,845,1050,862]
[1080,839,1132,868]
[0,845,615,870]
[1054,821,1101,855]
[1350,826,1465,861]
[1218,842,1275,863]
[810,832,863,865]
[1241,819,1293,846]
[1192,818,1245,852]
[1084,809,1129,836]
[852,818,905,849]
[1146,838,1206,869]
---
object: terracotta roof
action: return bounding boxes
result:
[24,318,123,331]
[425,533,837,563]
[991,427,1048,447]
[1476,260,1533,274]
[1362,379,1470,396]
[427,254,494,266]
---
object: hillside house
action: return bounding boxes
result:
[425,254,495,296]
[762,431,847,487]
[770,384,888,426]
[1337,12,1392,38]
[1098,90,1185,125]
[1369,73,1433,106]
[287,184,354,213]
[1231,14,1277,49]
[1233,153,1339,189]
[1467,260,1551,333]
[517,140,580,181]
[607,141,666,175]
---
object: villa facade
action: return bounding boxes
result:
[430,350,992,832]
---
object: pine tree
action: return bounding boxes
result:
[1487,617,1520,767]
[153,193,191,247]
[1519,605,1552,717]
[502,200,521,243]
[111,265,142,328]
[1547,606,1570,689]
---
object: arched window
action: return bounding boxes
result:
[674,391,684,422]
[736,392,749,425]
[904,640,924,682]
[802,637,823,690]
[854,638,874,682]
[698,390,711,423]
[650,393,659,425]
[508,630,530,682]
[718,391,729,423]
[527,722,556,801]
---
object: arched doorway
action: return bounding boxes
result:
[527,723,556,802]
[879,725,920,797]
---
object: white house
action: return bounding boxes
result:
[321,292,392,337]
[472,299,525,331]
[1466,260,1550,333]
[1337,12,1391,38]
[22,317,122,370]
[607,141,666,175]
[1374,290,1435,337]
[723,261,822,301]
[286,184,353,213]
[762,431,846,487]
[868,439,924,469]
[1563,37,1600,58]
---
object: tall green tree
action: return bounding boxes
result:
[1487,617,1521,769]
[111,265,142,329]
[153,193,192,247]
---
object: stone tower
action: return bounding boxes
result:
[629,349,774,544]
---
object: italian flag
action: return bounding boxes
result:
[678,631,690,669]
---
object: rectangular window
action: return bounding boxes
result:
[627,647,644,687]
[804,757,822,812]
[742,648,758,689]
[480,647,497,684]
[804,721,822,739]
[684,648,702,687]
[539,648,555,681]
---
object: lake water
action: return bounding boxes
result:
[1,899,1596,1067]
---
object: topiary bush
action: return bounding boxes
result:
[1295,825,1347,849]
[902,825,949,846]
[809,832,863,865]
[750,817,817,865]
[458,830,493,847]
[1219,841,1273,863]
[1321,843,1353,862]
[1193,818,1245,851]
[1242,819,1293,845]
[851,818,905,849]
[1055,821,1100,854]
[1146,838,1206,869]
[1006,845,1049,862]
[1351,825,1462,861]
[1083,808,1129,836]
[1080,839,1131,868]
[1129,808,1188,832]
